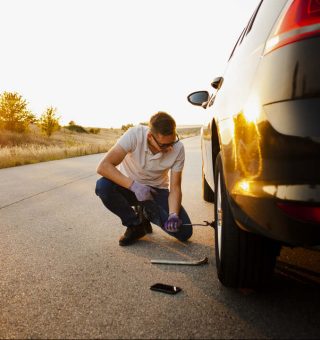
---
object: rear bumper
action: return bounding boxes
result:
[229,182,320,246]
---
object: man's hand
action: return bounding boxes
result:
[164,213,182,233]
[130,181,156,201]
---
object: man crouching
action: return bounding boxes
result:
[95,111,192,246]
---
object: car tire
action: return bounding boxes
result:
[214,152,280,289]
[202,169,214,202]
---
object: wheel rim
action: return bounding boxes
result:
[217,172,222,260]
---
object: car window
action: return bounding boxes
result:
[228,0,263,60]
[242,0,288,52]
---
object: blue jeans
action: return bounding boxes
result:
[95,177,193,241]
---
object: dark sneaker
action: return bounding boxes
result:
[119,223,146,246]
[144,220,153,234]
[134,205,153,234]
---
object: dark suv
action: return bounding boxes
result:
[188,0,320,288]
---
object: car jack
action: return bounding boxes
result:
[182,220,215,228]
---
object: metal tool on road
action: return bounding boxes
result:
[182,220,215,228]
[151,256,208,266]
[150,221,214,266]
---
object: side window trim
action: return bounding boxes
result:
[228,27,246,61]
[244,0,263,37]
[228,0,263,61]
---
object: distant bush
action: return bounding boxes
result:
[38,106,60,137]
[65,124,88,133]
[121,123,134,131]
[89,128,101,134]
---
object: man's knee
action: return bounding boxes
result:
[176,227,193,242]
[95,177,114,198]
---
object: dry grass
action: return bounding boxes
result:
[0,127,122,169]
[177,127,201,138]
[0,125,200,169]
[0,144,113,168]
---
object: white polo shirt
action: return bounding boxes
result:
[116,125,185,189]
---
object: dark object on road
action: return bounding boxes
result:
[150,283,182,295]
[188,0,320,289]
[119,223,147,246]
[151,257,208,266]
[182,221,214,228]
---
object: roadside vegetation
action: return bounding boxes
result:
[0,91,200,169]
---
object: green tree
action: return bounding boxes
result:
[0,92,35,132]
[38,106,60,137]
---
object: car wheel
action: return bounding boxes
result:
[202,169,214,202]
[214,152,280,289]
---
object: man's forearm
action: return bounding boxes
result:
[168,189,182,215]
[97,162,133,189]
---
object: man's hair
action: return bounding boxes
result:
[149,111,176,136]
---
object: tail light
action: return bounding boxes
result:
[277,202,320,223]
[265,0,320,54]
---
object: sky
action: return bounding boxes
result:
[0,0,259,128]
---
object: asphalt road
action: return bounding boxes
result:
[0,136,320,339]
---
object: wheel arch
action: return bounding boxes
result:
[211,118,221,171]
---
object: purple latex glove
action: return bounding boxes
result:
[164,213,182,233]
[130,181,156,201]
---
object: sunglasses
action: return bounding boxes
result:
[151,133,180,149]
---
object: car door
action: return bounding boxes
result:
[211,0,288,188]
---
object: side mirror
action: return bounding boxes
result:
[211,77,224,90]
[187,91,209,107]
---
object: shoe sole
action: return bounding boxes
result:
[119,232,146,246]
[145,226,153,234]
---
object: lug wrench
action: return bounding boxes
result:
[150,220,215,266]
[151,256,208,266]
